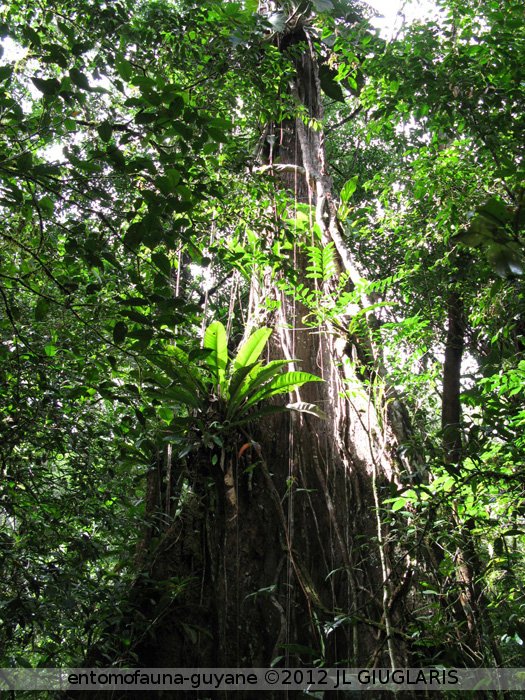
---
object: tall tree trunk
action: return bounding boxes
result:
[128,21,418,696]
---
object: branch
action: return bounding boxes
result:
[325,106,363,134]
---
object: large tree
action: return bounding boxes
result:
[121,0,420,679]
[1,0,524,695]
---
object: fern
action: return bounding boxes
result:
[305,242,336,281]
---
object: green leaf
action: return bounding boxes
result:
[134,111,157,125]
[0,65,13,82]
[306,242,336,281]
[98,120,113,143]
[228,362,261,407]
[113,321,128,344]
[263,370,324,395]
[466,197,513,242]
[487,245,524,277]
[286,401,327,419]
[158,406,174,424]
[115,58,133,81]
[149,355,205,396]
[151,251,171,276]
[231,359,291,400]
[69,68,90,90]
[165,168,181,188]
[129,328,153,348]
[245,371,324,408]
[123,221,145,249]
[227,359,292,417]
[32,77,61,96]
[203,321,228,388]
[477,197,512,227]
[156,173,183,195]
[391,497,407,512]
[34,299,50,321]
[16,152,33,171]
[209,117,233,131]
[38,196,54,217]
[164,385,202,409]
[319,65,345,103]
[44,344,58,357]
[118,297,150,307]
[121,309,150,325]
[232,327,272,373]
[227,405,291,428]
[107,145,126,169]
[341,176,358,204]
[453,229,487,247]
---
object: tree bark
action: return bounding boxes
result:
[441,291,465,469]
[440,290,503,680]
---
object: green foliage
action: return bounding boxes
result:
[0,0,524,674]
[204,320,228,389]
[306,241,337,281]
[338,175,358,221]
[319,64,345,102]
[323,0,525,664]
[0,0,290,668]
[156,321,324,435]
[454,197,525,277]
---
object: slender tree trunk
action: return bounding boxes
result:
[442,291,465,469]
[441,291,503,679]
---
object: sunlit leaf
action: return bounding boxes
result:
[204,321,228,389]
[158,406,174,424]
[231,327,272,373]
[286,401,327,419]
[246,371,324,406]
